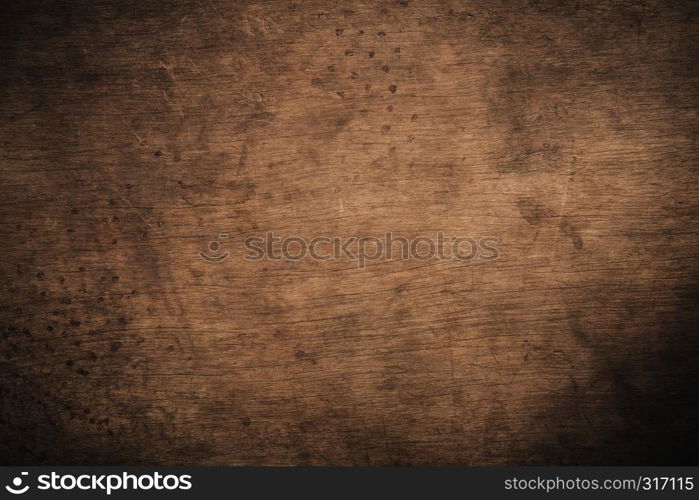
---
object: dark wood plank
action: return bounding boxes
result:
[0,0,697,465]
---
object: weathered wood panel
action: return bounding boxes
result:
[0,0,697,465]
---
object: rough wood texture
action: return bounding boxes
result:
[1,0,698,465]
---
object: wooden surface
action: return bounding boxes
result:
[1,0,698,465]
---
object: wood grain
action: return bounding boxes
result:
[1,0,698,465]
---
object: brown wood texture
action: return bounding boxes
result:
[1,0,698,465]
